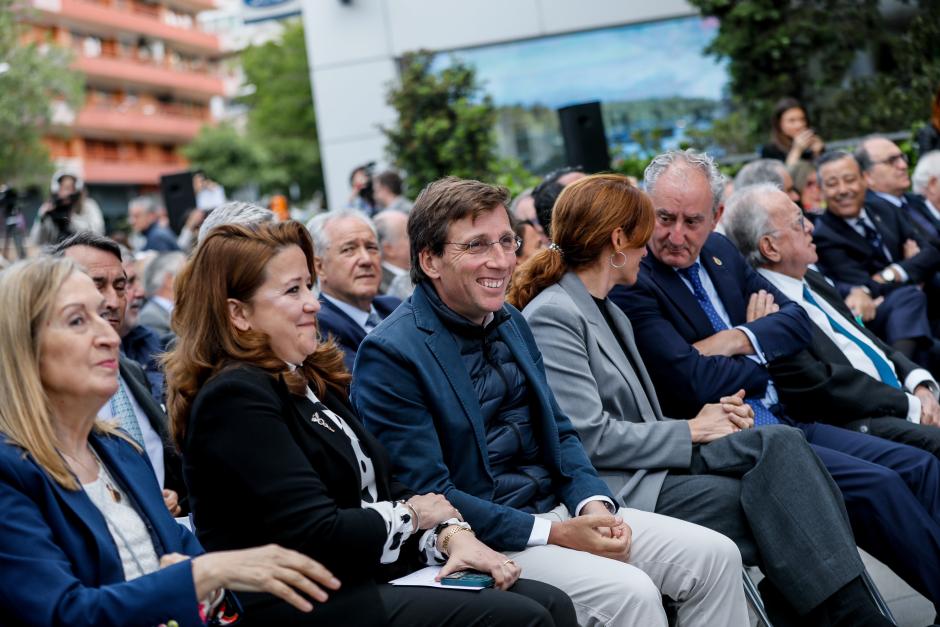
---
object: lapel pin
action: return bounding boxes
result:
[712,256,723,266]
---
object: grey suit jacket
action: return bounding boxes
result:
[522,272,692,511]
[139,299,171,336]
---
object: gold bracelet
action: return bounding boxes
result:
[399,501,420,532]
[440,525,473,555]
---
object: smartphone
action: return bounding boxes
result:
[440,570,495,588]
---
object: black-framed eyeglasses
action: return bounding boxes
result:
[445,234,523,255]
[872,153,909,168]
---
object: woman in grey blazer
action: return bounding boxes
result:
[507,173,892,627]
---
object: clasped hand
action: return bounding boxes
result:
[688,389,754,443]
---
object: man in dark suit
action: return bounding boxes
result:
[373,209,411,294]
[813,150,940,362]
[611,150,940,614]
[723,182,940,458]
[858,136,940,240]
[50,232,187,516]
[307,210,401,369]
[353,177,750,627]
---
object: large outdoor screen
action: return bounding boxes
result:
[431,15,729,173]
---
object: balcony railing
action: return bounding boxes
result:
[73,103,209,141]
[73,49,226,98]
[39,0,222,55]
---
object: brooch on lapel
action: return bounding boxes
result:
[311,411,335,432]
[712,256,723,266]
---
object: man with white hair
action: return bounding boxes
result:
[733,159,800,203]
[912,151,940,238]
[139,251,186,337]
[128,196,179,252]
[614,150,940,620]
[197,200,275,242]
[723,182,940,448]
[373,209,411,294]
[308,210,400,369]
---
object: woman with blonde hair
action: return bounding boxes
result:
[164,221,576,626]
[0,256,341,626]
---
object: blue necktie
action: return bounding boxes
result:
[802,285,901,389]
[859,218,892,263]
[677,263,780,426]
[109,377,144,446]
[364,310,382,332]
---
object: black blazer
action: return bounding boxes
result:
[182,364,416,586]
[120,356,187,513]
[768,269,917,424]
[812,199,940,297]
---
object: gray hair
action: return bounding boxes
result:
[373,209,407,246]
[143,251,185,296]
[733,159,788,190]
[854,135,889,172]
[508,187,534,219]
[644,149,725,213]
[306,209,376,256]
[722,183,782,268]
[129,195,159,215]
[912,151,940,195]
[198,201,275,242]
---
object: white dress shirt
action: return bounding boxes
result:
[758,269,938,423]
[321,293,379,333]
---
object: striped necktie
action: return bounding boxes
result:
[802,285,901,388]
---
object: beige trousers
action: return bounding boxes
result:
[506,505,748,627]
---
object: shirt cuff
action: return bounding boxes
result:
[526,516,552,546]
[892,264,910,283]
[735,325,766,363]
[904,370,939,398]
[907,393,922,424]
[362,501,415,564]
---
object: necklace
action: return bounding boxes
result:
[64,445,121,503]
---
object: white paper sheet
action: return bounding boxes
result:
[388,566,487,590]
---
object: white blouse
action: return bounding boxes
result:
[83,461,160,581]
[304,387,460,564]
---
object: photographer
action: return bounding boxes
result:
[30,170,105,246]
[347,162,376,215]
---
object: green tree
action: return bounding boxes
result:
[0,0,82,187]
[382,51,498,193]
[185,20,323,200]
[689,0,940,150]
[182,123,266,193]
[240,19,322,199]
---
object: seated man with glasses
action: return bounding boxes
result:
[724,182,940,453]
[812,150,940,367]
[350,176,749,627]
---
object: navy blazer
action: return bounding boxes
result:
[0,431,203,627]
[812,197,940,297]
[610,233,812,419]
[317,295,401,370]
[350,284,614,551]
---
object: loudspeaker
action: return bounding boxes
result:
[557,101,610,173]
[160,171,196,234]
